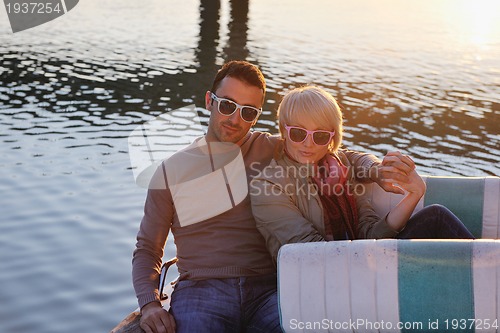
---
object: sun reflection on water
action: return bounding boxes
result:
[441,0,500,48]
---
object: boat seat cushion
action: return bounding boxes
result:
[278,239,500,332]
[362,176,500,238]
[277,176,500,332]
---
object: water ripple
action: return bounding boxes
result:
[1,0,499,332]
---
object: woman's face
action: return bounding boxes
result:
[283,116,334,164]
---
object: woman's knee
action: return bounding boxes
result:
[407,204,456,229]
[423,204,452,217]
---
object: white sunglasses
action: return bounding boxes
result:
[210,92,262,123]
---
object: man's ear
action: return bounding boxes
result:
[205,91,212,110]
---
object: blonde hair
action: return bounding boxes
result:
[277,85,343,152]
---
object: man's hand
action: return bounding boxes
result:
[370,151,416,195]
[140,302,176,333]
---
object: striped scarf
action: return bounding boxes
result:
[312,154,359,240]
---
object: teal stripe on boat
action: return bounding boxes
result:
[398,241,474,333]
[424,177,484,238]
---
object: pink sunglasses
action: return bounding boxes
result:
[285,125,335,146]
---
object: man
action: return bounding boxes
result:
[132,61,414,333]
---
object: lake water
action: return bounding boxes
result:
[0,0,499,332]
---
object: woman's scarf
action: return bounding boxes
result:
[312,154,359,240]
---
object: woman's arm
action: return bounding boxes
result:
[385,169,426,231]
[250,177,325,264]
[356,187,399,239]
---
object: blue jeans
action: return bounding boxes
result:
[170,274,283,333]
[397,204,474,239]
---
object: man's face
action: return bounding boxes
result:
[205,76,263,146]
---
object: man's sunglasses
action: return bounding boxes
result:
[210,92,262,123]
[285,125,335,146]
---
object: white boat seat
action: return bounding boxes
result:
[277,176,500,332]
[362,176,500,238]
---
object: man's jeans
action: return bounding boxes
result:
[170,273,283,333]
[397,204,475,239]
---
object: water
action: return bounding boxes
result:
[0,0,499,332]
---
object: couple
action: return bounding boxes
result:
[132,61,473,333]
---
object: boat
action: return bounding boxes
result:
[111,175,500,333]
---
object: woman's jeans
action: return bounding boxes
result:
[170,273,282,333]
[397,204,474,239]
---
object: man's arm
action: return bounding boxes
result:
[132,187,171,308]
[343,150,416,194]
[342,149,380,182]
[132,163,176,333]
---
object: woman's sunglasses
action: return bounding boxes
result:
[285,125,335,146]
[210,92,262,123]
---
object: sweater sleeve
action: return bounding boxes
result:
[341,149,380,183]
[356,189,399,239]
[132,163,174,309]
[250,178,325,265]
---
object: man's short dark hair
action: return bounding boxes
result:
[210,61,266,102]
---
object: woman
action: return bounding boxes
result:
[250,85,473,263]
